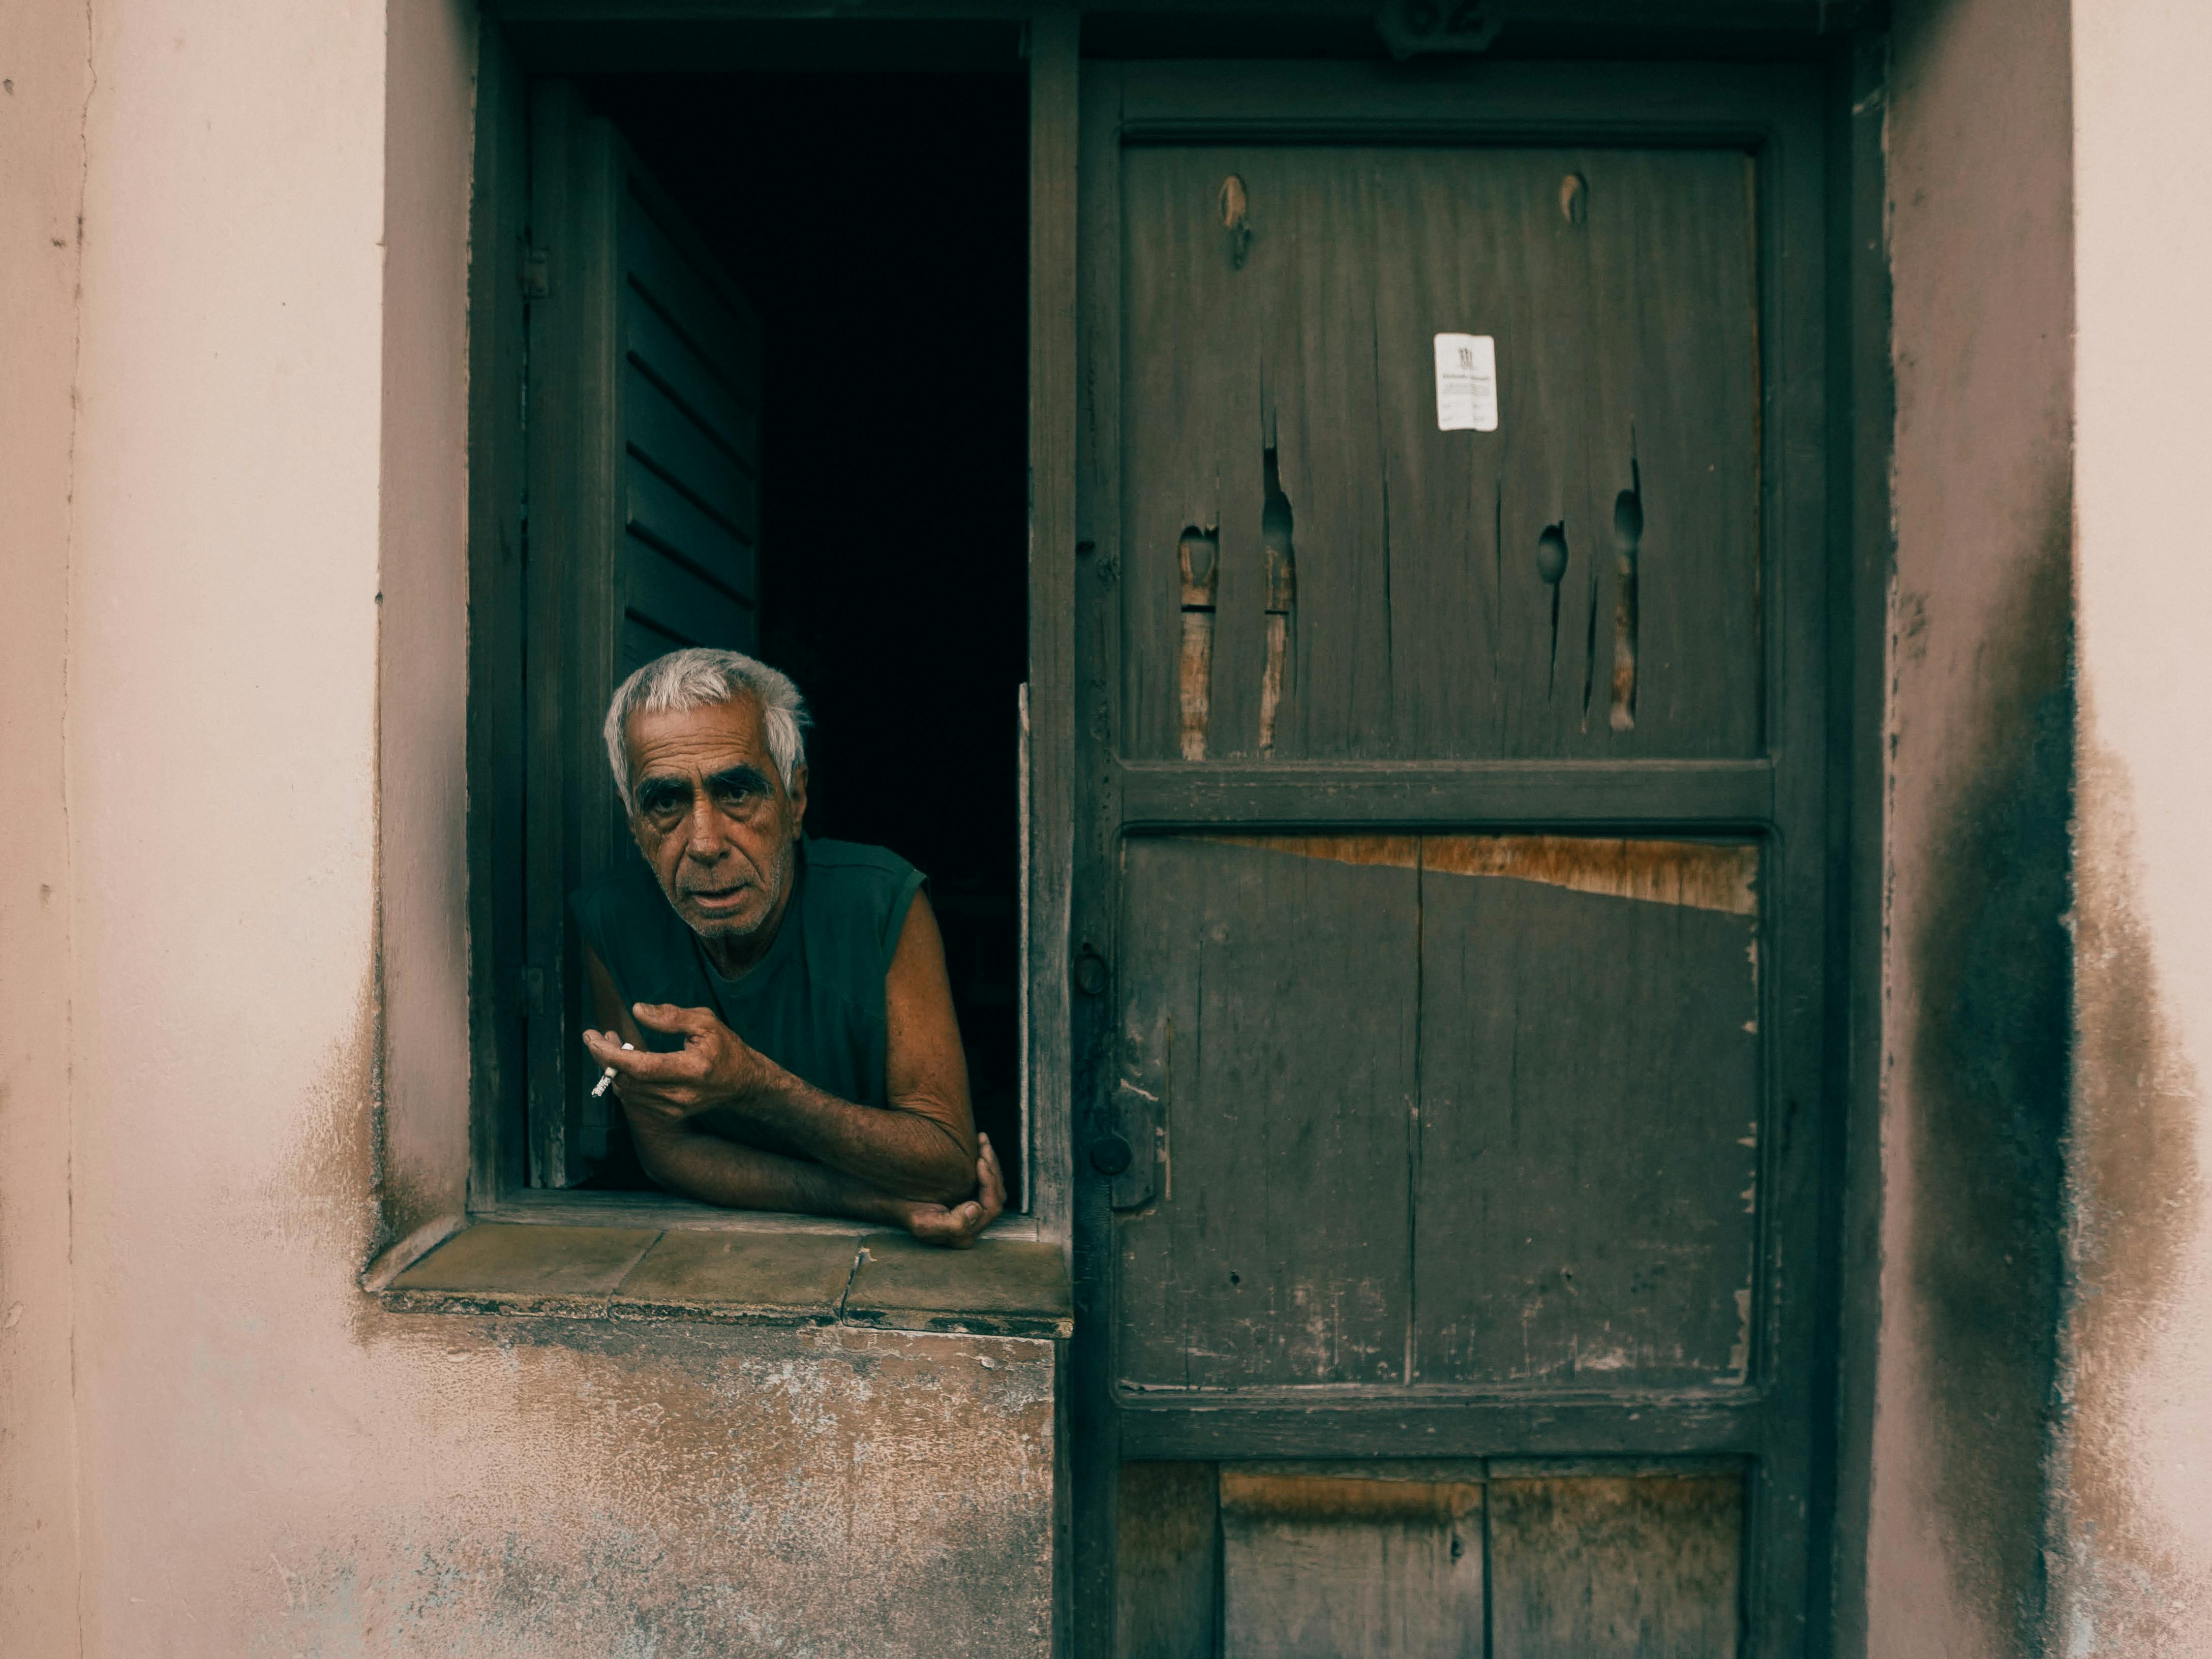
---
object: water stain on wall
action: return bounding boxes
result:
[1901,528,2073,1653]
[268,970,386,1274]
[2054,726,2205,1652]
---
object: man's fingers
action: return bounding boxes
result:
[580,1033,693,1084]
[581,1028,641,1068]
[632,1002,717,1037]
[906,1209,956,1246]
[906,1199,989,1250]
[976,1133,1007,1208]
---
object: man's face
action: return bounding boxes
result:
[624,694,808,941]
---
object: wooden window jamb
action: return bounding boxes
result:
[1026,9,1081,1253]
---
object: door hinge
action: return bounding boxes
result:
[519,244,550,298]
[522,965,547,1015]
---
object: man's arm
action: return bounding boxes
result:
[581,895,997,1234]
[626,1102,1004,1249]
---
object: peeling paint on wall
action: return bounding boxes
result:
[234,1320,1060,1658]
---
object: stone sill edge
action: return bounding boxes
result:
[360,1214,1072,1341]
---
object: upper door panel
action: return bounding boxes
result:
[1119,144,1762,762]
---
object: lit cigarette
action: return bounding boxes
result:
[590,1042,634,1098]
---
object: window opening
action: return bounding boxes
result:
[522,68,1030,1206]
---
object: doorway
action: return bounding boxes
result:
[1069,58,1836,1657]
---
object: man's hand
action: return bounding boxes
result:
[892,1133,1005,1249]
[582,1003,768,1130]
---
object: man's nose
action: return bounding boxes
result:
[682,795,732,856]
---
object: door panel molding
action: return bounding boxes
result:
[1116,758,1777,827]
[1120,1397,1765,1462]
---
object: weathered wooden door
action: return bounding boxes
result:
[1071,62,1831,1657]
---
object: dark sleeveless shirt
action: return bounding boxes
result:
[570,839,926,1109]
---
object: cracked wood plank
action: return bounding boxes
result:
[1202,832,1758,915]
[1119,146,1758,762]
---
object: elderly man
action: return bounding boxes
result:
[576,648,1004,1248]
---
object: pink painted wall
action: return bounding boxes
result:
[2,1,1057,1651]
[0,1,93,1651]
[15,0,2212,1651]
[2061,0,2212,1647]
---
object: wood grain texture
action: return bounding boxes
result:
[525,80,616,1189]
[1075,62,1832,1657]
[1220,1469,1484,1659]
[1487,1474,1743,1658]
[466,26,531,1203]
[1027,12,1080,1249]
[1115,837,1418,1390]
[523,92,763,1188]
[1116,758,1775,828]
[1117,1462,1220,1659]
[615,153,761,659]
[1202,833,1759,914]
[1072,58,1131,1659]
[1111,834,1758,1393]
[1118,1398,1759,1462]
[1118,145,1759,762]
[1414,841,1762,1387]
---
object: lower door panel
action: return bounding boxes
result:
[1119,1460,1743,1659]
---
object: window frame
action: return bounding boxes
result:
[460,15,1077,1247]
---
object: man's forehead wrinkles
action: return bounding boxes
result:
[628,734,764,780]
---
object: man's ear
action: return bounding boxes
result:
[786,764,809,835]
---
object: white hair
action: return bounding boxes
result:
[603,648,811,811]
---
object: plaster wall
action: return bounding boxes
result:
[1871,0,2077,1652]
[9,1,1058,1652]
[2057,0,2212,1648]
[0,2,92,1652]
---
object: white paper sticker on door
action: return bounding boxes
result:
[1434,332,1498,432]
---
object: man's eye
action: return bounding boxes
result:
[710,783,765,814]
[638,787,688,817]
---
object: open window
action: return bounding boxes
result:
[469,44,1031,1214]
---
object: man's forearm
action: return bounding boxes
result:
[714,1065,974,1204]
[634,1123,912,1224]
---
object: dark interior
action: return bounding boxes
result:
[575,70,1032,1205]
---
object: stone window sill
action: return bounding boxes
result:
[372,1211,1071,1340]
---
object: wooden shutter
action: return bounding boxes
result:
[524,82,762,1187]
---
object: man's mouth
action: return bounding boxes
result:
[684,883,751,911]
